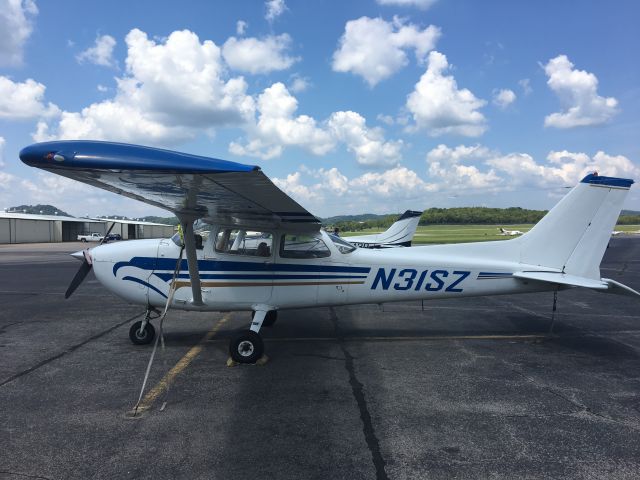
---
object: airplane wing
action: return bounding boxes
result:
[19,141,320,231]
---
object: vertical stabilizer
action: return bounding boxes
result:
[519,174,633,279]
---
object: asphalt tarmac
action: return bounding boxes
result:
[1,238,639,479]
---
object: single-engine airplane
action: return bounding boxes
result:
[20,141,640,364]
[498,227,524,236]
[341,210,423,248]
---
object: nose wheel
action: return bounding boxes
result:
[129,320,156,345]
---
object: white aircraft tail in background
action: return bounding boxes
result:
[344,210,422,248]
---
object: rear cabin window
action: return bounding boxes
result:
[215,229,273,257]
[279,233,331,259]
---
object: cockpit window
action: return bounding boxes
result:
[215,229,273,257]
[280,233,331,259]
[328,233,357,254]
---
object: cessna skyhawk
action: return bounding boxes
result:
[20,141,639,364]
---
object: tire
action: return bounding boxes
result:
[229,330,264,364]
[81,238,87,242]
[251,310,278,327]
[129,320,156,345]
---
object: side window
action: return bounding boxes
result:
[215,229,273,257]
[279,233,331,259]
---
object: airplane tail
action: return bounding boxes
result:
[376,210,423,246]
[517,174,634,280]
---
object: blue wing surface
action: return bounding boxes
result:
[20,140,319,230]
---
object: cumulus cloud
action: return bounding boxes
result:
[273,165,430,214]
[236,20,247,35]
[406,51,487,137]
[332,16,440,87]
[76,34,117,67]
[289,74,310,93]
[0,76,59,119]
[229,82,334,160]
[328,111,402,167]
[543,55,618,128]
[492,89,516,109]
[0,136,5,167]
[376,0,438,9]
[265,0,287,22]
[518,78,532,96]
[0,0,38,66]
[222,34,298,74]
[231,83,402,166]
[425,144,501,192]
[36,29,256,145]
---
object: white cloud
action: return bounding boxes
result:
[77,34,117,67]
[230,83,402,166]
[332,16,440,87]
[37,29,256,145]
[236,20,247,35]
[265,0,287,22]
[328,111,402,167]
[229,82,334,159]
[273,165,430,214]
[0,0,38,66]
[492,89,516,109]
[406,51,487,137]
[376,0,438,9]
[0,76,59,120]
[0,136,5,167]
[543,55,618,128]
[518,78,532,96]
[425,144,501,192]
[289,74,310,93]
[222,34,298,74]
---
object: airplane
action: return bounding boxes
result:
[339,210,423,248]
[20,140,640,365]
[498,227,524,236]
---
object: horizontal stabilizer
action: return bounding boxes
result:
[513,271,608,289]
[602,278,640,298]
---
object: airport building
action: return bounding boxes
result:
[0,212,175,244]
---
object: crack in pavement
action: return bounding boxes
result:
[0,470,54,480]
[329,307,389,480]
[0,311,145,388]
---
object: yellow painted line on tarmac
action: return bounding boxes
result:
[133,313,231,414]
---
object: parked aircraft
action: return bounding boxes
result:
[341,210,423,248]
[498,227,524,236]
[20,141,640,364]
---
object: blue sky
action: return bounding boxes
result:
[0,0,638,217]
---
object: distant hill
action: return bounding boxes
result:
[321,213,394,224]
[142,216,179,225]
[7,204,72,216]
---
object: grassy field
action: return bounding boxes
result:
[341,224,640,245]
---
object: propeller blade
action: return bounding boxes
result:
[65,258,92,299]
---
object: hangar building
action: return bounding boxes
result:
[0,212,175,244]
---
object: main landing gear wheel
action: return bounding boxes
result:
[129,320,156,345]
[229,330,264,364]
[252,310,278,327]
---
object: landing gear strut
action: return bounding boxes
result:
[229,309,274,363]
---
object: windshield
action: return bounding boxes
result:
[170,232,182,246]
[328,233,357,254]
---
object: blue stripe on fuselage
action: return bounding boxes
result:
[114,257,371,276]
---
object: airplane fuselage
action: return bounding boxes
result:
[91,230,552,313]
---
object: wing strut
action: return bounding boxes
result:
[179,218,204,306]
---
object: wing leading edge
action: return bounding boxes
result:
[20,141,320,231]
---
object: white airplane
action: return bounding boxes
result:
[498,227,524,236]
[20,141,640,364]
[341,210,423,248]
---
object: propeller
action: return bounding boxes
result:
[65,222,116,299]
